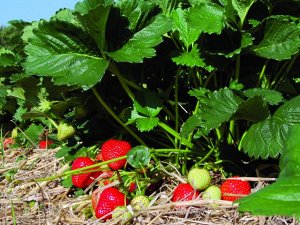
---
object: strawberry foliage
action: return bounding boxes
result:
[0,0,300,220]
[238,124,300,219]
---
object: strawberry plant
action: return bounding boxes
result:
[0,0,300,221]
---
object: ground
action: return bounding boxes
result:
[0,147,299,225]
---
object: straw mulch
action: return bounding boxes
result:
[0,147,299,225]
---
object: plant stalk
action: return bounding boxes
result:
[91,87,145,145]
[158,122,193,149]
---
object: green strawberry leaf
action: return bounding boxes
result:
[237,125,300,220]
[136,117,160,132]
[217,32,254,58]
[243,88,284,106]
[251,15,300,61]
[20,124,44,144]
[114,0,156,31]
[127,145,151,169]
[24,20,109,90]
[107,15,172,63]
[172,45,214,71]
[171,8,201,49]
[234,96,270,123]
[181,88,243,136]
[50,9,83,29]
[0,48,16,67]
[133,91,162,118]
[61,176,73,188]
[240,95,300,159]
[237,177,300,219]
[279,124,300,178]
[232,0,256,26]
[128,91,162,132]
[0,86,8,112]
[75,0,113,50]
[55,146,72,159]
[186,2,225,35]
[149,0,179,15]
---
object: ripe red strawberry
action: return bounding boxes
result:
[95,152,103,161]
[93,187,128,220]
[97,170,114,187]
[172,183,200,202]
[3,137,15,149]
[39,140,53,149]
[100,139,132,170]
[71,157,101,189]
[220,177,251,202]
[92,188,100,211]
[99,170,114,179]
[128,182,137,193]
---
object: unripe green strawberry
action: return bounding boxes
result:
[202,185,222,200]
[131,195,150,211]
[75,105,88,119]
[188,168,211,190]
[112,206,132,222]
[11,128,18,139]
[57,122,75,141]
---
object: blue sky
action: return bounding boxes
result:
[0,0,79,26]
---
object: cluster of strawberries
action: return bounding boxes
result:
[71,139,150,221]
[172,167,251,203]
[70,139,252,222]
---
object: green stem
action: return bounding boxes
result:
[215,128,222,141]
[10,201,17,225]
[273,53,299,90]
[48,117,59,129]
[174,71,180,149]
[198,147,216,164]
[235,55,241,81]
[162,105,176,121]
[158,122,193,149]
[227,120,234,144]
[153,149,192,154]
[34,156,127,182]
[203,71,215,88]
[91,87,145,145]
[109,63,136,101]
[257,60,268,87]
